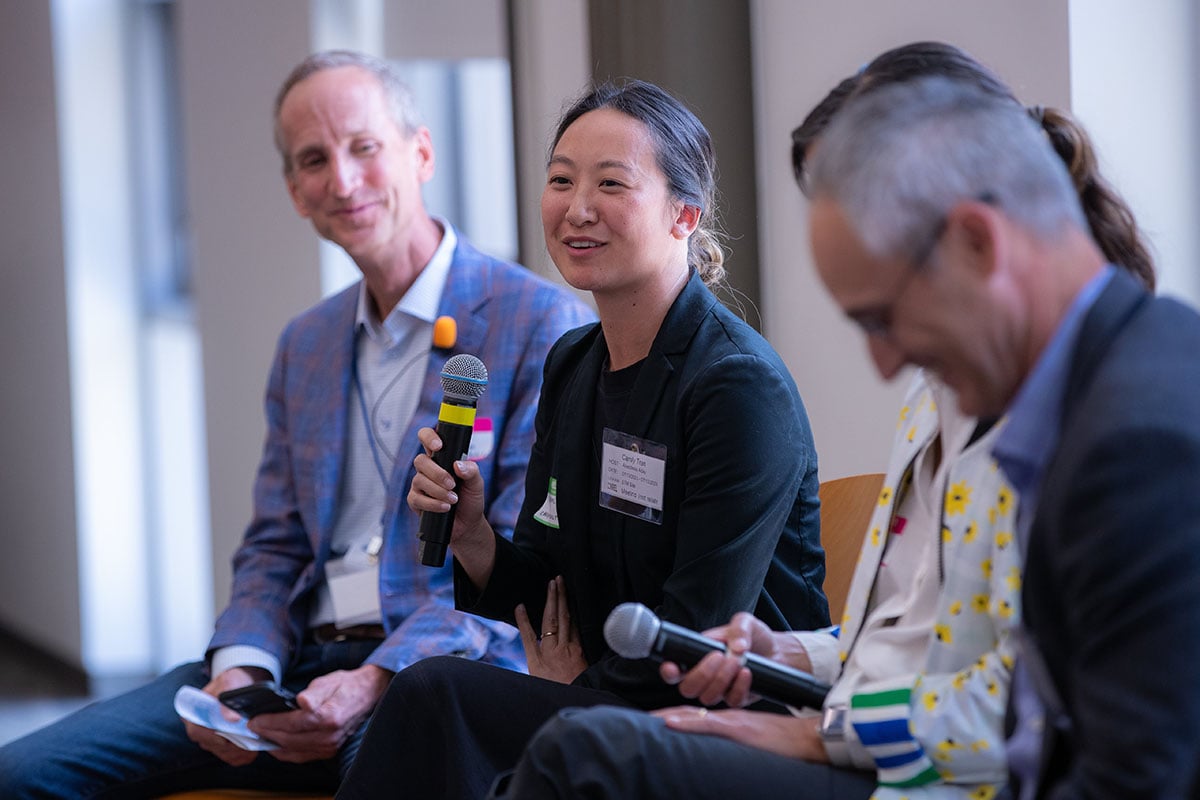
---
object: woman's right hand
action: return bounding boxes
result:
[408,427,497,586]
[408,426,488,546]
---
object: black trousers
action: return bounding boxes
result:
[335,656,636,800]
[490,705,878,800]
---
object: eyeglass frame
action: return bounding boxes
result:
[846,218,945,339]
[846,192,996,340]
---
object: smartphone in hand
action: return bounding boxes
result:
[217,681,299,717]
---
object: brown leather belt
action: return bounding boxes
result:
[310,623,387,644]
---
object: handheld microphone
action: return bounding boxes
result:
[417,354,488,567]
[603,602,830,710]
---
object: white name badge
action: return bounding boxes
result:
[327,564,382,626]
[600,428,667,524]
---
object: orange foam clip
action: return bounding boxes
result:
[432,315,457,349]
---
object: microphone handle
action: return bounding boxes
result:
[417,416,475,567]
[654,625,725,665]
[655,625,830,710]
[739,651,830,710]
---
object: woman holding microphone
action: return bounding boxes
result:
[336,79,827,800]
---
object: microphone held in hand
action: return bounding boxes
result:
[603,602,830,710]
[418,354,488,567]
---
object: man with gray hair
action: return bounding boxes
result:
[0,50,592,798]
[808,76,1200,799]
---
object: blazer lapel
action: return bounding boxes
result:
[554,331,607,651]
[294,287,358,559]
[1063,270,1146,415]
[556,334,605,510]
[620,271,713,437]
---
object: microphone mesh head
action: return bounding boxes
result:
[440,354,488,402]
[603,602,660,659]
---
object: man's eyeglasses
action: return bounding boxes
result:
[845,193,995,339]
[847,215,948,339]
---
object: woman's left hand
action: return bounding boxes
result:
[651,706,829,763]
[516,575,587,683]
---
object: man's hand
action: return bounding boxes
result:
[184,666,273,767]
[660,612,812,708]
[249,665,393,763]
[516,576,587,684]
[653,706,828,762]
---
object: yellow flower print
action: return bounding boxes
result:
[963,521,979,542]
[942,526,953,543]
[981,558,993,579]
[870,527,882,546]
[878,486,893,507]
[934,738,963,759]
[997,485,1013,516]
[1001,653,1015,670]
[1006,567,1021,592]
[897,405,911,429]
[952,672,968,690]
[945,481,972,516]
[970,786,998,800]
[906,425,917,442]
[949,600,963,616]
[995,531,1013,550]
[923,691,939,711]
[972,594,990,613]
[934,623,953,643]
[970,739,991,753]
[986,680,1000,696]
[995,599,1014,619]
[988,506,997,525]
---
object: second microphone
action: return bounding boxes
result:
[604,602,831,710]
